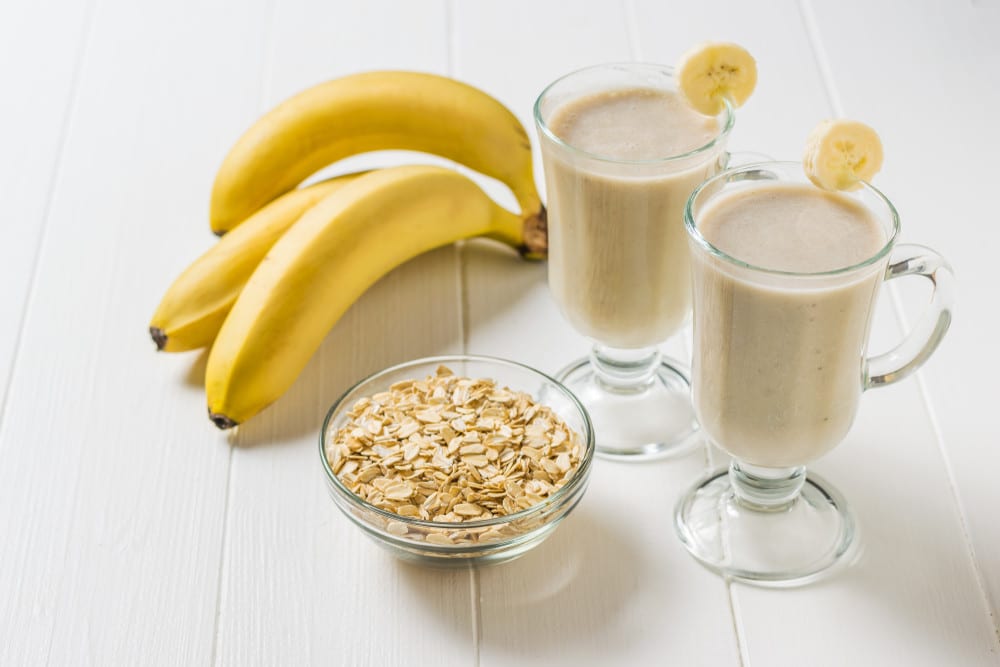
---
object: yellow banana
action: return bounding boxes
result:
[676,42,757,116]
[205,165,544,428]
[209,71,545,238]
[803,119,883,191]
[150,172,365,352]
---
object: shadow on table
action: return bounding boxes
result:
[183,348,210,387]
[397,505,650,656]
[737,443,998,663]
[224,243,542,447]
[458,238,550,333]
[827,473,996,662]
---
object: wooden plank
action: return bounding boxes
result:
[733,369,1000,665]
[0,0,273,663]
[454,2,740,665]
[632,0,999,662]
[0,1,92,415]
[2,0,993,663]
[809,0,1000,629]
[212,2,476,665]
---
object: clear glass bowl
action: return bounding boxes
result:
[319,355,595,567]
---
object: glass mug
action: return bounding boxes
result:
[534,62,735,460]
[674,161,954,585]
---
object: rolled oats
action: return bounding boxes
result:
[326,365,584,544]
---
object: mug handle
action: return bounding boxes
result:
[864,244,955,389]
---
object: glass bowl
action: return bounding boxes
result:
[319,355,595,567]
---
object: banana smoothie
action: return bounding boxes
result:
[690,182,887,467]
[543,87,723,348]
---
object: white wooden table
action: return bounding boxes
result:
[2,1,998,664]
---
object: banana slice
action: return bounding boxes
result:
[803,119,883,191]
[676,42,757,116]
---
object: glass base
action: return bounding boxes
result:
[555,355,700,461]
[674,466,856,587]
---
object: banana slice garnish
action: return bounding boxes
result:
[676,42,757,116]
[803,119,883,191]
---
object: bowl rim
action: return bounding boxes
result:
[319,354,596,532]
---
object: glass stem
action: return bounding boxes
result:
[729,460,806,511]
[589,343,661,392]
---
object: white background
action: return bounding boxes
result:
[1,0,997,664]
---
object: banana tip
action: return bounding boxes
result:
[208,409,239,430]
[150,326,168,351]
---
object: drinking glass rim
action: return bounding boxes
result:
[533,62,735,166]
[684,160,901,278]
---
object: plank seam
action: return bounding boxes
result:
[913,386,1000,637]
[446,0,460,80]
[470,566,481,667]
[0,0,99,440]
[46,126,132,667]
[797,0,845,118]
[626,2,742,662]
[458,244,470,354]
[211,0,281,662]
[623,0,644,61]
[23,2,101,663]
[886,287,1000,637]
[798,0,999,642]
[447,2,481,663]
[209,441,236,667]
[728,585,749,667]
[445,0,471,356]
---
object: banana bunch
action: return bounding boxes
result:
[150,172,367,352]
[150,71,547,428]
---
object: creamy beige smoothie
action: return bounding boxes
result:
[691,182,887,467]
[543,88,722,348]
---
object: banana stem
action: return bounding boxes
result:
[519,205,548,260]
[484,204,548,260]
